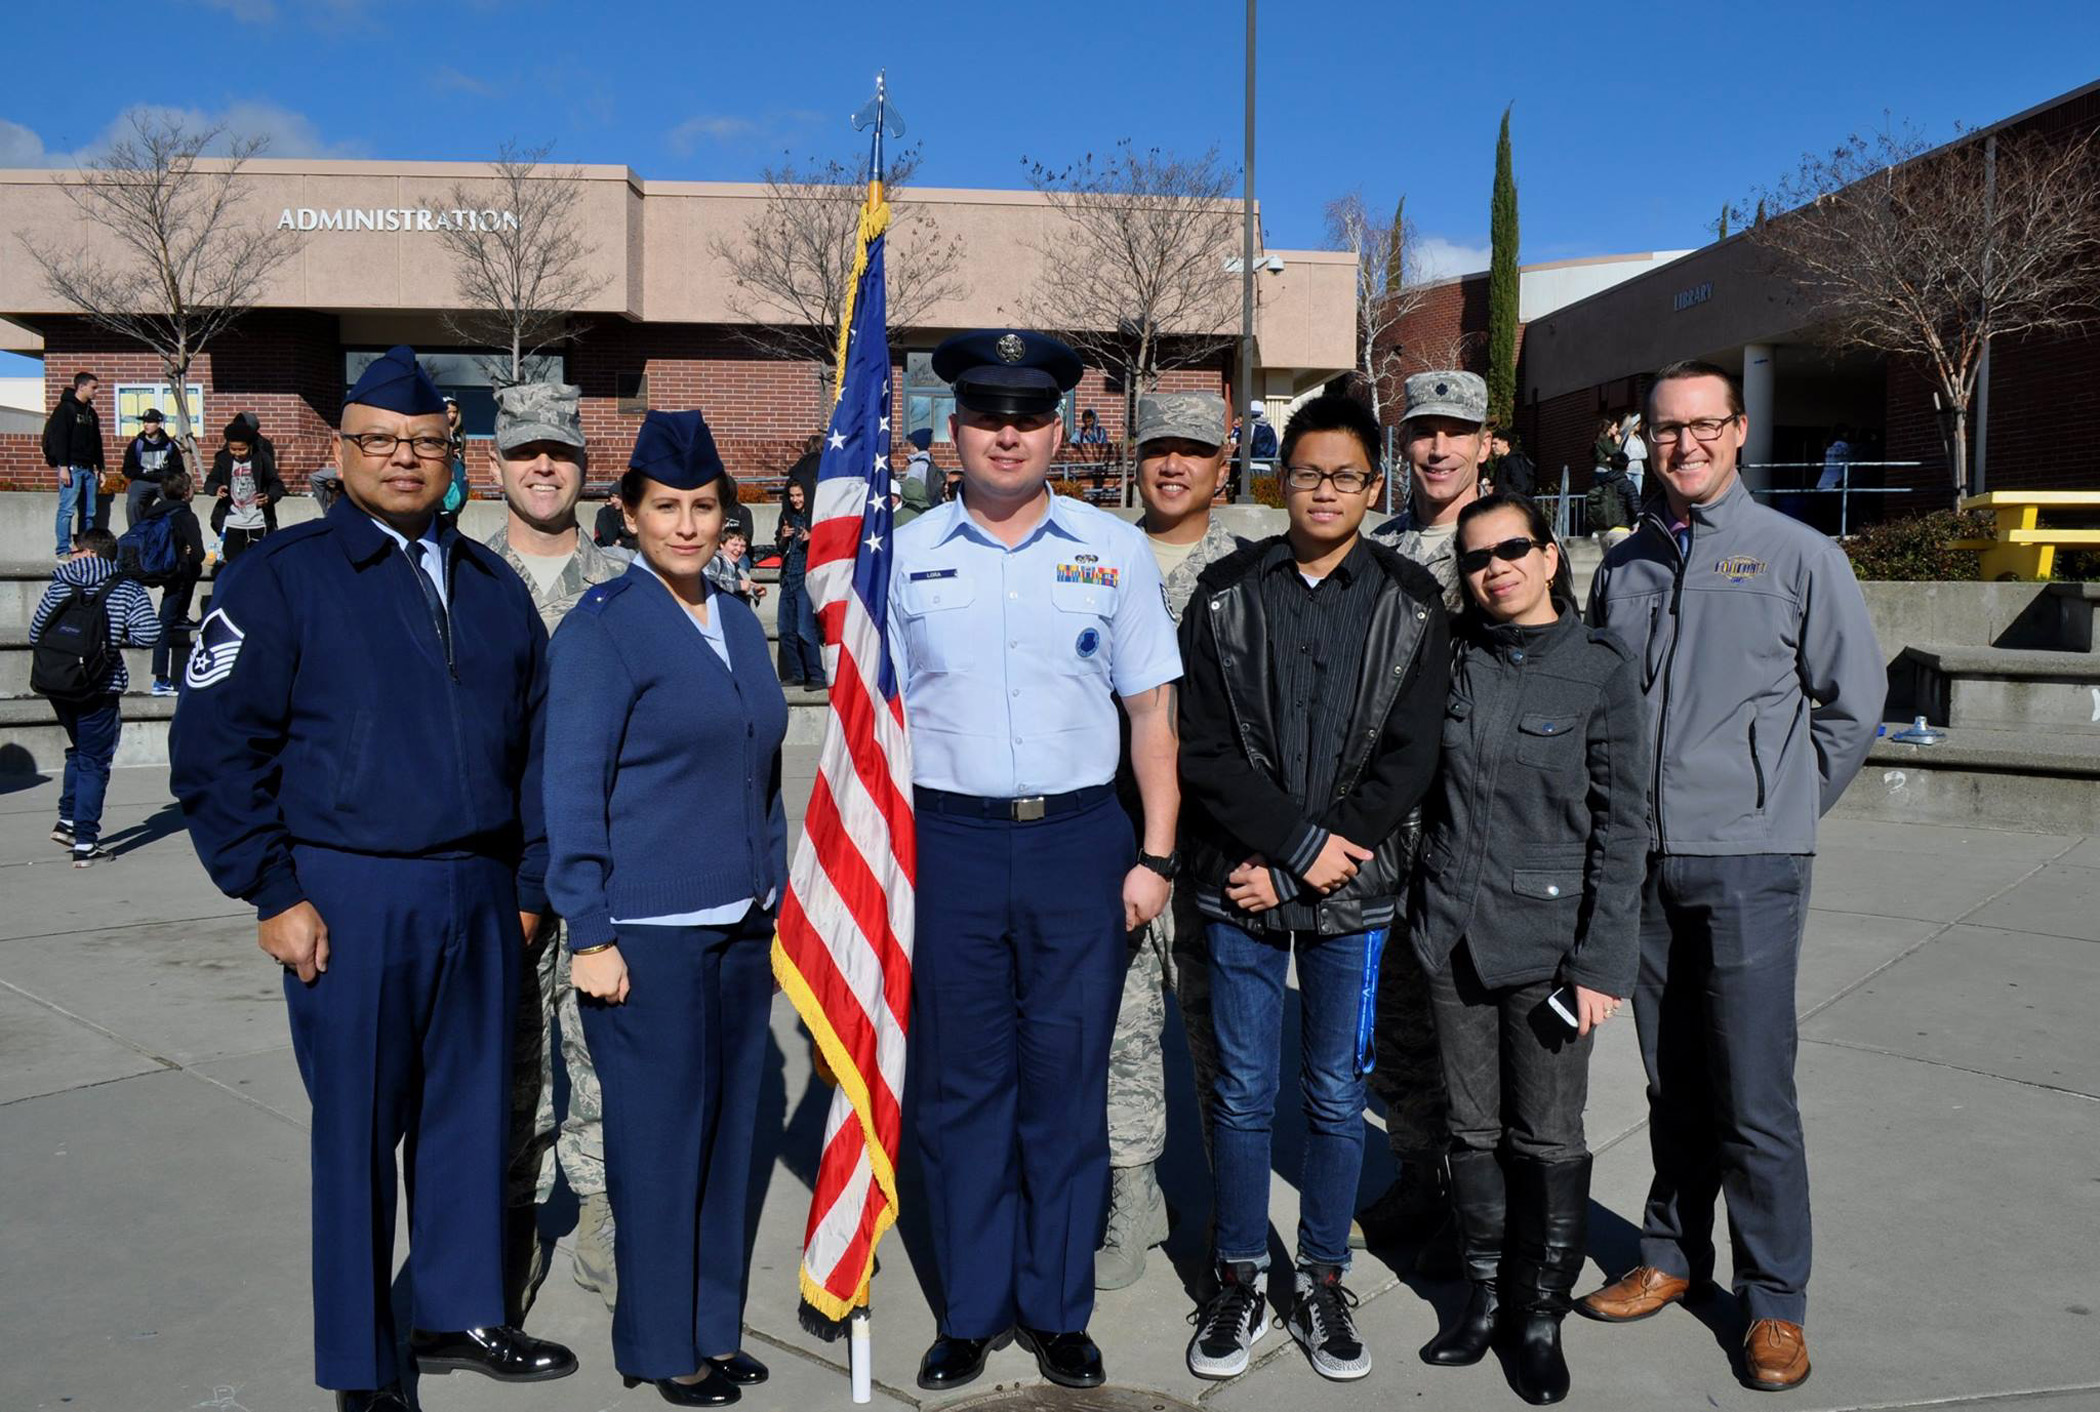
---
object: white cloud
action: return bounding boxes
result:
[667,115,760,154]
[0,118,50,166]
[0,103,364,168]
[1413,235,1494,281]
[434,67,497,98]
[197,0,277,18]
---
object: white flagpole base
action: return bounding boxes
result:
[850,1310,872,1404]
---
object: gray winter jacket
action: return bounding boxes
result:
[1409,611,1649,995]
[1587,476,1884,856]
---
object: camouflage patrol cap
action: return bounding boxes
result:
[1402,370,1488,426]
[494,381,586,453]
[1135,391,1228,449]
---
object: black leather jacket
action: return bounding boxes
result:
[1178,536,1449,936]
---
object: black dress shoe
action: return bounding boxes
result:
[335,1389,410,1412]
[1015,1326,1105,1389]
[410,1324,578,1382]
[623,1367,741,1405]
[708,1350,770,1385]
[916,1331,1011,1391]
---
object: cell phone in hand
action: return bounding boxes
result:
[1545,983,1581,1033]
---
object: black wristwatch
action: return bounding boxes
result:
[1137,850,1181,880]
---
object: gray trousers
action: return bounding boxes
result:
[1634,852,1813,1326]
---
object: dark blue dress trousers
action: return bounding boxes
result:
[908,794,1132,1338]
[579,909,774,1378]
[284,845,519,1390]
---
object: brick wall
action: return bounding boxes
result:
[3,314,1231,498]
[1373,275,1527,432]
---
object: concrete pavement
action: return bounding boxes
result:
[2,760,2097,1412]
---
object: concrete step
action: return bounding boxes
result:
[0,631,167,697]
[1834,721,2100,834]
[0,693,178,777]
[1898,642,2100,733]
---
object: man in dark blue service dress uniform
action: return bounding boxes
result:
[891,329,1184,1393]
[170,346,576,1412]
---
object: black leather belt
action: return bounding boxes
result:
[914,784,1114,822]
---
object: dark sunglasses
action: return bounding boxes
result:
[1457,536,1548,574]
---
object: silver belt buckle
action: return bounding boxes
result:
[1012,795,1047,822]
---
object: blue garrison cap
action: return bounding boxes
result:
[346,345,447,416]
[628,409,725,490]
[932,329,1083,418]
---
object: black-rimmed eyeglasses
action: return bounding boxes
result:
[341,432,453,460]
[1282,466,1374,493]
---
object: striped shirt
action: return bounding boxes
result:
[1258,535,1381,858]
[29,556,162,694]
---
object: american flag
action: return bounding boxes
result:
[771,186,916,1326]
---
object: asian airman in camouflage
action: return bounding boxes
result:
[484,380,631,1316]
[1100,392,1246,1289]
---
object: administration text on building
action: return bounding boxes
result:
[276,206,519,232]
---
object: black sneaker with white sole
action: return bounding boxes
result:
[71,843,112,868]
[1284,1263,1370,1381]
[1186,1260,1268,1379]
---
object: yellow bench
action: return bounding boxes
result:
[1952,491,2100,581]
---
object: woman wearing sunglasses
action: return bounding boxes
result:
[1407,493,1648,1405]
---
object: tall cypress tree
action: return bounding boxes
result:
[1384,194,1407,293]
[1487,106,1519,428]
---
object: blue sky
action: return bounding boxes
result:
[3,0,2096,379]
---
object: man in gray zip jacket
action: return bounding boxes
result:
[1579,361,1883,1394]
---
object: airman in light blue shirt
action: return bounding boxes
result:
[889,490,1180,798]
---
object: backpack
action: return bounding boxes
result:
[1250,420,1279,459]
[117,512,181,584]
[31,577,122,701]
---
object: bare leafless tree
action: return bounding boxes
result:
[1020,141,1240,472]
[438,140,609,384]
[709,145,967,422]
[1742,121,2100,503]
[19,111,298,470]
[1326,190,1424,431]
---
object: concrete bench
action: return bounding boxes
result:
[1952,491,2100,581]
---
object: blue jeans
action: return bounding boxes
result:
[775,569,824,683]
[1207,920,1375,1271]
[55,468,97,555]
[54,694,121,844]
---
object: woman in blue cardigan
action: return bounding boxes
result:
[544,409,790,1407]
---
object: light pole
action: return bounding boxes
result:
[1237,0,1256,502]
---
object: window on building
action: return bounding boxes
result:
[114,384,205,442]
[904,351,954,444]
[343,349,566,439]
[616,371,648,414]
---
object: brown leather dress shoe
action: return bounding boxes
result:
[1573,1265,1690,1323]
[1742,1319,1811,1391]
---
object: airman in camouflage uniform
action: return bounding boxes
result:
[485,381,632,1317]
[1355,371,1492,1257]
[1101,392,1246,1289]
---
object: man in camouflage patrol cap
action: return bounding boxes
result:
[1353,370,1490,1260]
[1099,391,1245,1289]
[1371,370,1490,612]
[482,379,631,1318]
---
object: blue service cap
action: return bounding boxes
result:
[628,409,725,491]
[346,345,448,417]
[932,329,1083,418]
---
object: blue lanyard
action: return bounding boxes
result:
[1353,927,1389,1078]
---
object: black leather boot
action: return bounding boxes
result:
[1421,1148,1505,1367]
[1504,1154,1591,1405]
